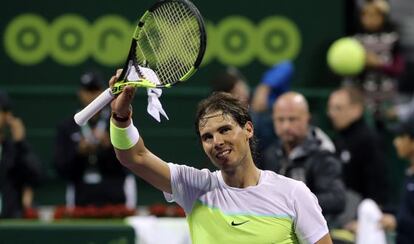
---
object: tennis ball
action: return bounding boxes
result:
[327,37,366,76]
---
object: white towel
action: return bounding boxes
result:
[126,65,169,122]
[356,199,387,244]
[125,216,190,244]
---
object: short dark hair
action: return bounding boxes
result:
[195,92,251,133]
[194,92,257,154]
[335,85,365,107]
[345,86,364,106]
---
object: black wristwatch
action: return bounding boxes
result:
[112,113,130,122]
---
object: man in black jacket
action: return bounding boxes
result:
[54,71,136,208]
[0,91,42,218]
[327,86,388,206]
[262,91,346,225]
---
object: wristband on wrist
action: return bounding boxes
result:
[110,120,140,150]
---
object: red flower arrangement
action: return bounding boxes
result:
[148,203,185,217]
[53,204,137,219]
[23,207,39,219]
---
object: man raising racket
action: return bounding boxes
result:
[109,70,332,244]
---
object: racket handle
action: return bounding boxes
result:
[74,88,114,126]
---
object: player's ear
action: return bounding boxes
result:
[244,121,254,139]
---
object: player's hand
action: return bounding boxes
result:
[6,113,25,142]
[110,69,136,119]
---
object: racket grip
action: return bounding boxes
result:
[74,88,114,126]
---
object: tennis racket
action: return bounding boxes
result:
[74,0,206,126]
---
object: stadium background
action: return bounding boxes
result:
[1,0,403,206]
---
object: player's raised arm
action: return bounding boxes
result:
[109,70,171,193]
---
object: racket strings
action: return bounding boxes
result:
[151,4,197,83]
[136,1,201,85]
[156,6,192,83]
[160,3,199,59]
[158,3,199,77]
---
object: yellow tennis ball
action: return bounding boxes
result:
[327,37,366,76]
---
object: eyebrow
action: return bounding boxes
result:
[200,124,232,138]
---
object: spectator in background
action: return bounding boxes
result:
[208,67,251,107]
[209,60,294,166]
[328,85,388,205]
[251,60,294,112]
[353,0,405,130]
[262,91,346,226]
[354,117,414,244]
[0,91,43,218]
[379,118,414,244]
[54,71,136,209]
[327,86,389,232]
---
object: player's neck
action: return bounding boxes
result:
[222,162,260,188]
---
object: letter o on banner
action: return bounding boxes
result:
[91,15,133,66]
[50,14,90,65]
[257,16,301,65]
[216,16,256,67]
[4,14,49,65]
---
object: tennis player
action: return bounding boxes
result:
[109,70,332,244]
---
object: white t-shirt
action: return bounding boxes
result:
[164,163,329,244]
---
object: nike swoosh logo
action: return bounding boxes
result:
[231,220,250,226]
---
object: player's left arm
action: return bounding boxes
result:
[315,233,332,244]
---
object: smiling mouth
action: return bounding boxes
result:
[216,149,231,159]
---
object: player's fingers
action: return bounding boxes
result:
[122,86,136,102]
[115,86,135,113]
[109,75,117,87]
[109,69,122,87]
[116,69,123,78]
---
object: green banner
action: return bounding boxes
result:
[1,0,344,87]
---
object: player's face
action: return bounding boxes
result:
[273,101,309,147]
[199,111,253,171]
